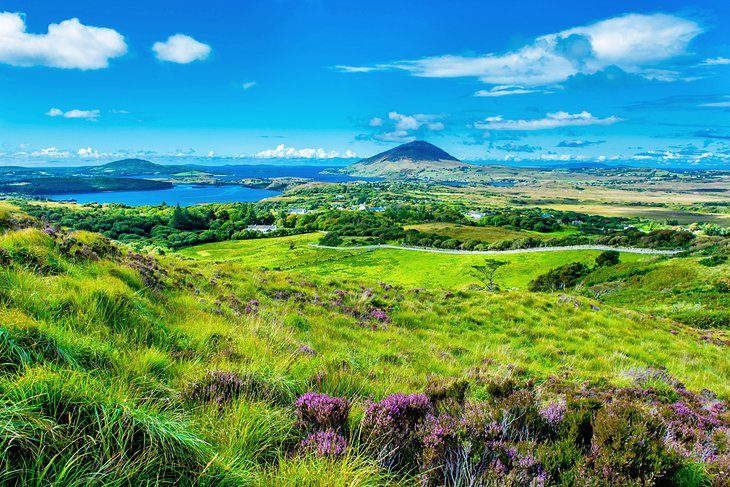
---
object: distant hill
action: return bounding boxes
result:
[80,159,193,177]
[339,141,475,179]
[0,176,172,195]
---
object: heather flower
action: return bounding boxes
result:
[370,308,390,323]
[295,392,350,433]
[296,344,317,356]
[244,299,260,314]
[301,429,347,457]
[419,414,462,486]
[538,400,566,427]
[361,393,431,469]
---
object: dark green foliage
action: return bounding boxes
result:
[319,232,343,246]
[586,401,676,485]
[699,255,727,267]
[596,250,620,267]
[529,262,590,292]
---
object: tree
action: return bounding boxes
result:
[471,259,508,292]
[596,250,620,267]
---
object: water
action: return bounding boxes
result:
[49,184,281,206]
[46,164,380,206]
[205,164,380,183]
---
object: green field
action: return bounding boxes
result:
[178,233,648,290]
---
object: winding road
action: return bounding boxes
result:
[309,243,681,256]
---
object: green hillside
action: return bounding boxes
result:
[0,206,728,485]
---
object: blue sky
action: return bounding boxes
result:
[0,0,729,166]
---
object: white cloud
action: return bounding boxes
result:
[369,117,384,127]
[474,111,621,130]
[474,85,543,97]
[255,144,357,159]
[77,147,100,157]
[700,57,730,66]
[46,107,100,121]
[153,34,211,64]
[0,12,126,69]
[30,147,72,158]
[342,13,702,86]
[334,65,382,73]
[364,112,444,143]
[242,81,256,89]
[700,102,730,108]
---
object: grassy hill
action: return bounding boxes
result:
[0,206,728,485]
[178,232,649,289]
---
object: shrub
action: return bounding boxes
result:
[586,401,676,485]
[361,393,432,470]
[294,392,350,435]
[301,429,348,458]
[596,250,620,267]
[699,255,727,267]
[529,262,590,292]
[183,369,282,406]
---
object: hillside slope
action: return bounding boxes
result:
[0,207,727,485]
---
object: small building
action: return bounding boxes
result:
[465,211,485,219]
[287,208,309,214]
[246,225,278,233]
[367,206,386,212]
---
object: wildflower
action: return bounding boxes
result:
[295,392,350,433]
[301,429,347,457]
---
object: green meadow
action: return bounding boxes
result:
[178,233,648,289]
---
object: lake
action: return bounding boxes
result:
[46,164,379,206]
[49,184,281,206]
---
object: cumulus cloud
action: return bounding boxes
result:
[0,11,127,69]
[46,107,100,121]
[153,34,211,64]
[242,81,256,89]
[30,147,72,158]
[361,111,445,143]
[474,85,544,97]
[474,111,621,131]
[557,139,606,148]
[340,13,702,86]
[255,144,357,159]
[77,147,100,157]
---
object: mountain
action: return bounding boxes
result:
[339,141,475,179]
[81,159,195,177]
[357,140,460,166]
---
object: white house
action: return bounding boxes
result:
[247,225,278,233]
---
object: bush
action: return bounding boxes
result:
[596,250,620,267]
[529,262,590,292]
[586,401,676,485]
[183,369,283,406]
[699,255,727,267]
[360,393,432,470]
